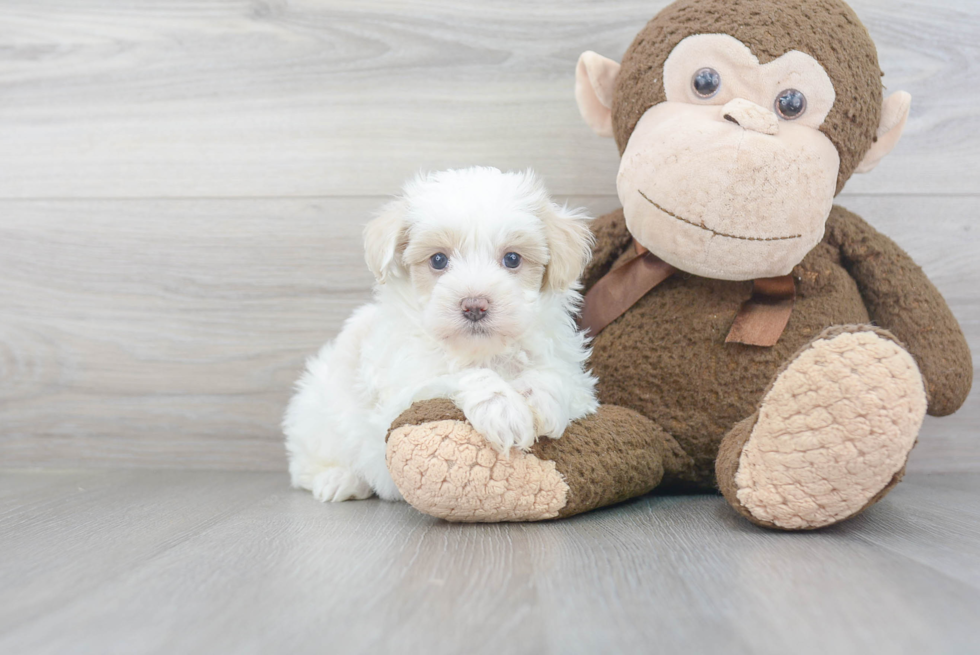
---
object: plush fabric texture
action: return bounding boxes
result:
[855,91,912,174]
[575,51,620,137]
[719,98,778,135]
[387,400,695,521]
[387,398,467,440]
[387,202,969,524]
[825,208,974,415]
[586,206,867,489]
[715,414,763,525]
[387,413,570,522]
[726,326,926,529]
[613,0,882,194]
[381,0,971,528]
[582,205,969,492]
[716,403,908,531]
[660,34,839,128]
[618,101,841,280]
[531,405,691,518]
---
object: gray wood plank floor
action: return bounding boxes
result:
[1,469,978,655]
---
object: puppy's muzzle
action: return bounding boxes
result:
[461,297,489,322]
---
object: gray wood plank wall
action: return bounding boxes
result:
[1,0,977,471]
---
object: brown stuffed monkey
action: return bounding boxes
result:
[383,0,973,529]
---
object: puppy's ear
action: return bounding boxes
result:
[540,203,594,292]
[364,200,409,284]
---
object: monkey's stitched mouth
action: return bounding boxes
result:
[638,190,802,242]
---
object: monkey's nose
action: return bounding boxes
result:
[461,297,489,322]
[721,98,779,135]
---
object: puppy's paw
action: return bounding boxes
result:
[465,393,536,452]
[311,468,374,502]
[525,391,568,441]
[512,375,568,441]
[457,369,536,452]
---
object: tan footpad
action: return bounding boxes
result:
[386,419,569,522]
[735,328,927,529]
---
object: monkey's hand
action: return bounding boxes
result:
[827,207,972,416]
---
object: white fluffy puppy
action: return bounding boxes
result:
[283,167,598,503]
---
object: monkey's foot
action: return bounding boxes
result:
[386,400,678,522]
[718,326,927,530]
[386,400,568,521]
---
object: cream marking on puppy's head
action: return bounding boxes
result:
[363,167,593,361]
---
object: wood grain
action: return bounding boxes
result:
[0,0,976,472]
[1,2,977,651]
[844,474,980,588]
[0,470,978,654]
[0,469,285,635]
[0,0,978,199]
[0,195,976,471]
[0,198,375,470]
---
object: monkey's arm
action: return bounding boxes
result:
[826,206,972,416]
[581,207,633,293]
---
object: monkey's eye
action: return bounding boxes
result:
[775,89,807,119]
[692,68,721,98]
[430,253,449,270]
[502,252,522,269]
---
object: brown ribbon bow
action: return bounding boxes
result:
[724,274,797,347]
[579,241,675,339]
[579,240,796,347]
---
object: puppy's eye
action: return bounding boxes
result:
[775,89,807,119]
[502,252,522,269]
[429,253,449,270]
[692,68,721,98]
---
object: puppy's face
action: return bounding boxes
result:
[403,214,547,348]
[364,168,592,355]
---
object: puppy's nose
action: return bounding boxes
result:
[461,297,489,322]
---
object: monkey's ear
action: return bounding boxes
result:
[855,91,912,174]
[363,200,409,284]
[575,51,621,138]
